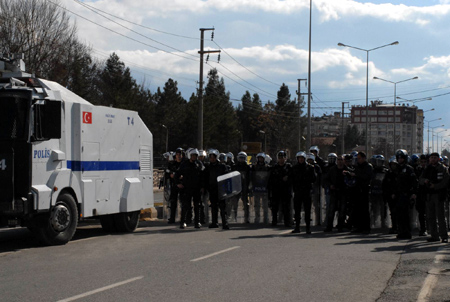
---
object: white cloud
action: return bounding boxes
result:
[66,0,450,26]
[391,55,450,80]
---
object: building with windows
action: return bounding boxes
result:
[350,102,423,155]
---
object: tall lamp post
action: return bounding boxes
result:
[434,129,447,153]
[426,118,442,153]
[430,124,444,152]
[259,130,267,153]
[373,76,418,151]
[161,124,168,152]
[337,41,398,155]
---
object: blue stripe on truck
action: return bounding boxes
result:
[67,161,140,171]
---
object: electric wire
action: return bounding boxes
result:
[71,0,199,40]
[48,0,198,62]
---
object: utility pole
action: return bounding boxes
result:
[306,0,312,150]
[198,28,220,150]
[341,102,349,154]
[296,79,307,151]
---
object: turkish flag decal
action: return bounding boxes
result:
[83,111,92,124]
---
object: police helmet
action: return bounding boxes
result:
[256,152,266,159]
[309,146,319,153]
[277,150,287,158]
[410,154,419,165]
[237,151,247,162]
[189,148,199,158]
[219,153,227,162]
[199,150,207,158]
[375,154,385,167]
[306,153,315,162]
[185,148,193,158]
[296,151,306,158]
[389,155,398,164]
[163,152,170,160]
[328,153,337,164]
[208,149,219,158]
[350,150,358,157]
[395,149,408,161]
[226,152,234,161]
[175,147,184,155]
[443,156,449,166]
[265,155,272,165]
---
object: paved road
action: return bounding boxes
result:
[1,218,449,302]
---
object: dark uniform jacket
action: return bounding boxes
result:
[419,162,449,197]
[204,161,227,192]
[394,163,418,197]
[175,159,204,190]
[269,162,293,192]
[291,162,316,192]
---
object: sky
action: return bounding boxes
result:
[58,0,450,151]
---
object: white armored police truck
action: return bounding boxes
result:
[0,54,154,245]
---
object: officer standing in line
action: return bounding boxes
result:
[268,151,293,227]
[232,152,251,223]
[291,151,316,234]
[343,154,357,230]
[204,149,229,229]
[420,152,449,243]
[309,146,324,225]
[415,154,428,236]
[351,151,373,234]
[392,149,417,240]
[322,153,337,227]
[167,148,184,224]
[383,156,399,234]
[370,155,388,229]
[198,150,208,224]
[325,155,348,232]
[175,148,205,229]
[251,153,271,224]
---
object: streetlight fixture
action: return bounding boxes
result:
[434,129,447,153]
[429,123,444,153]
[396,96,432,106]
[337,41,399,155]
[373,76,418,151]
[426,118,442,153]
[161,124,168,152]
[259,130,267,153]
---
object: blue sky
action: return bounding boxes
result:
[63,0,450,150]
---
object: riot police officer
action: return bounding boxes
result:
[420,152,449,243]
[370,155,388,229]
[392,149,417,239]
[175,148,205,229]
[204,149,229,229]
[232,152,251,223]
[167,148,184,223]
[251,153,271,224]
[268,151,293,227]
[291,151,316,234]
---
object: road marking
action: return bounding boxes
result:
[279,230,294,235]
[56,276,144,302]
[191,246,240,262]
[416,247,445,302]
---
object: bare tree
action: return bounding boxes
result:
[0,0,91,85]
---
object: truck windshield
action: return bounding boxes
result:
[0,93,31,141]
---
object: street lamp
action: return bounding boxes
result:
[373,76,418,151]
[338,41,399,155]
[396,96,432,106]
[429,124,444,153]
[161,124,168,152]
[434,129,447,153]
[426,118,442,153]
[259,130,267,153]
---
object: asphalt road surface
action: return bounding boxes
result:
[1,198,450,302]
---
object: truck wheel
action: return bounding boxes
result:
[36,193,78,245]
[114,211,140,233]
[99,215,117,232]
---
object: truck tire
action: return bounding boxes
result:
[99,214,117,232]
[114,211,140,233]
[36,193,78,245]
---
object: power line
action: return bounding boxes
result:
[48,0,198,62]
[72,0,197,58]
[70,0,199,40]
[212,40,281,87]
